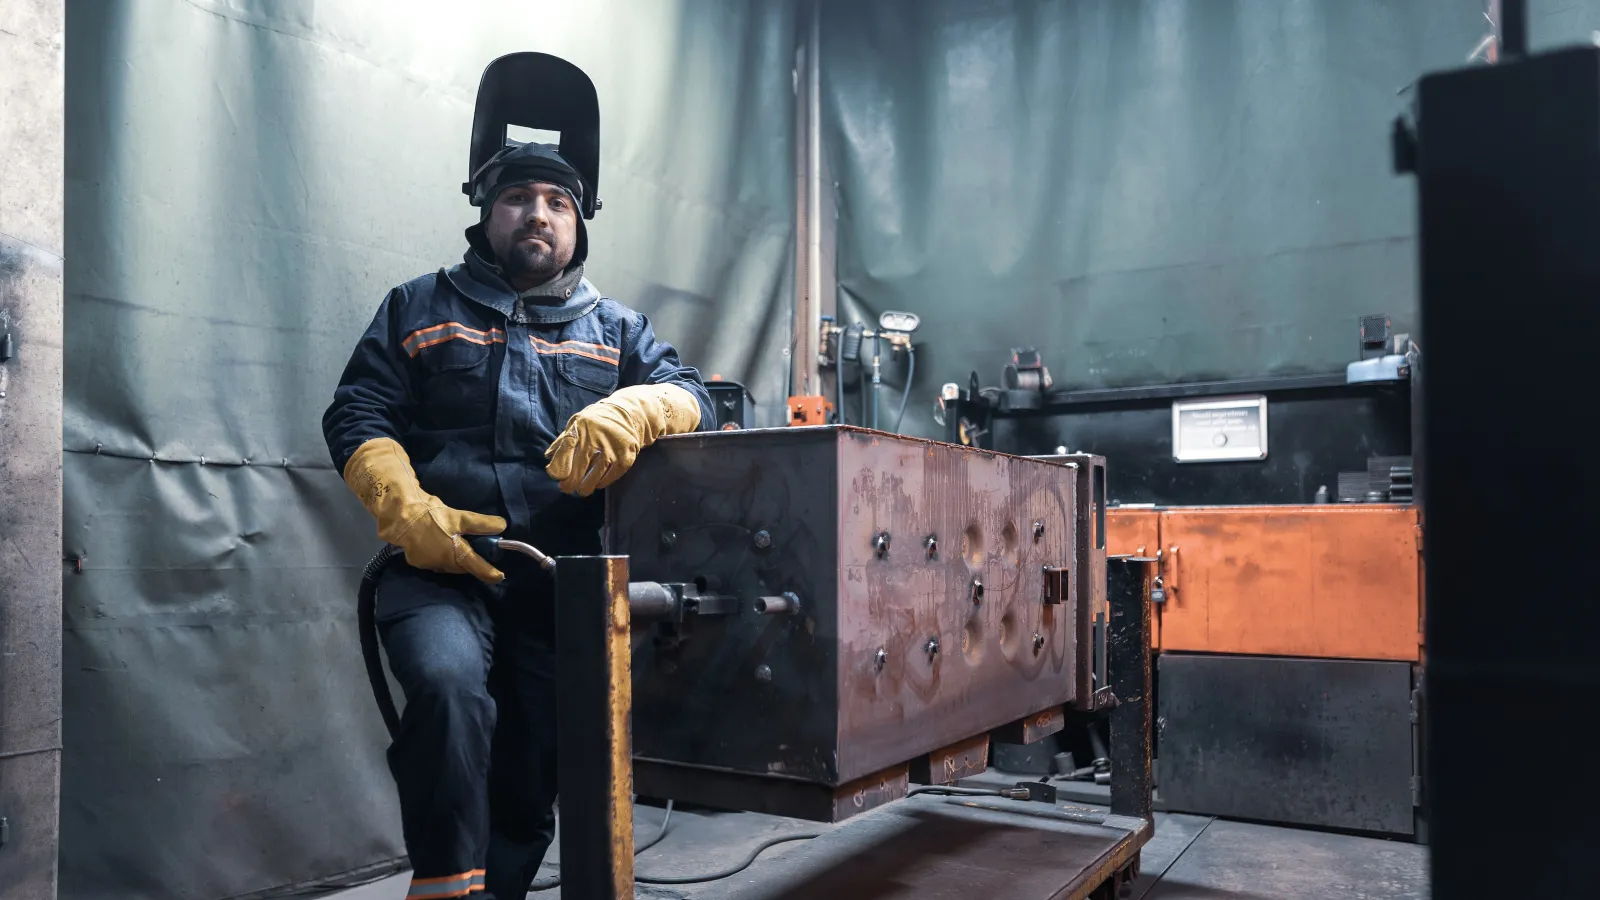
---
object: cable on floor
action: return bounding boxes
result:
[635,832,824,885]
[529,800,675,892]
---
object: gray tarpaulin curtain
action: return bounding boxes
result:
[60,2,794,898]
[819,0,1568,437]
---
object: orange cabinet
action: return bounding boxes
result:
[1106,505,1421,662]
[1106,508,1161,558]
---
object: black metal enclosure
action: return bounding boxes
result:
[1157,654,1418,836]
[1404,39,1600,898]
[947,375,1412,506]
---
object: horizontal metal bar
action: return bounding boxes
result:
[992,372,1399,415]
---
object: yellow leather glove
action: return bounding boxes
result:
[342,437,507,584]
[544,383,702,496]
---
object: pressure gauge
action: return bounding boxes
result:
[878,311,921,334]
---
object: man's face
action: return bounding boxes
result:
[485,181,579,289]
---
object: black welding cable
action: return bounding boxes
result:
[358,544,404,738]
[635,832,824,885]
[529,801,676,892]
[893,344,916,433]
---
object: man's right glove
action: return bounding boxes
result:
[342,437,507,584]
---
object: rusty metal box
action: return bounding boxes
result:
[607,427,1096,812]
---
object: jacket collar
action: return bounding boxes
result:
[444,249,601,325]
[443,249,517,318]
[520,277,601,325]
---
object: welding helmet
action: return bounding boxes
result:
[462,53,601,263]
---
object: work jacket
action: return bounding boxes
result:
[323,249,715,554]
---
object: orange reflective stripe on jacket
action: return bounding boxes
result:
[402,322,507,357]
[531,335,621,365]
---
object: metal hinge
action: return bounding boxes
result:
[1410,776,1422,807]
[1413,523,1424,556]
[1409,688,1421,724]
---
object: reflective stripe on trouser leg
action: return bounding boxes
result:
[375,569,498,896]
[407,869,485,899]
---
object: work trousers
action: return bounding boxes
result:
[376,558,558,900]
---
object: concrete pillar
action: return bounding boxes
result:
[0,1,64,898]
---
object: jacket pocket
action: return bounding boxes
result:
[553,351,620,427]
[416,340,496,428]
[556,351,621,394]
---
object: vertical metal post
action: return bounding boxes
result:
[790,0,823,400]
[1107,557,1154,822]
[556,556,635,898]
[0,1,65,896]
[1062,455,1107,710]
[1497,0,1527,59]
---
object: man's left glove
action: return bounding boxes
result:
[545,383,702,496]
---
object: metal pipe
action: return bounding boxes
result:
[790,0,823,399]
[495,538,556,571]
[805,0,822,395]
[871,334,882,429]
[754,592,802,615]
[628,582,679,620]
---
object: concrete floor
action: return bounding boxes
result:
[328,795,1428,900]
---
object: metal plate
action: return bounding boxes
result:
[1158,654,1416,835]
[991,706,1066,746]
[1171,395,1267,462]
[687,799,1150,900]
[909,734,990,786]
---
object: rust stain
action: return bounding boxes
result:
[605,559,636,890]
[835,435,1085,781]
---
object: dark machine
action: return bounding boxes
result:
[705,377,754,430]
[931,335,1423,836]
[608,427,1105,819]
[1395,1,1600,894]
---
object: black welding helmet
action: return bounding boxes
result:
[463,53,601,262]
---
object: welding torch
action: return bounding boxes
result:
[467,535,556,571]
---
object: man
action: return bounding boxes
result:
[323,141,713,900]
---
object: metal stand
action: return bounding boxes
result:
[1107,556,1154,824]
[545,548,1156,899]
[555,555,635,899]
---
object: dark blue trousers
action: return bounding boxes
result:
[376,558,557,900]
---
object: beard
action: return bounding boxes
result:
[501,233,570,286]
